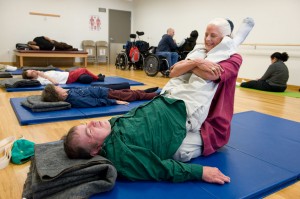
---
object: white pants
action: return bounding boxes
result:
[161,73,218,162]
[173,107,203,162]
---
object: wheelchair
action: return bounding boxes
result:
[144,30,198,77]
[143,47,170,77]
[115,31,150,70]
[144,47,194,77]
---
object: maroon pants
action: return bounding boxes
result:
[108,89,158,102]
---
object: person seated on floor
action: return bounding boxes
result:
[22,68,105,85]
[41,84,159,108]
[239,52,289,92]
[27,36,78,51]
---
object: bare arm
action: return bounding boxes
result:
[169,60,198,77]
[28,44,40,50]
[192,67,221,81]
[169,58,223,80]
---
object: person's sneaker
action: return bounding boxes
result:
[144,87,159,93]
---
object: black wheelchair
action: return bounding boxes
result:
[144,30,198,77]
[143,47,170,77]
[115,31,150,70]
[143,46,196,77]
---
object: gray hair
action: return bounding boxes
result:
[208,18,233,37]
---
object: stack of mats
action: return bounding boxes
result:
[6,76,144,92]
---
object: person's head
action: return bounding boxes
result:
[204,18,234,52]
[63,120,112,159]
[270,52,289,63]
[41,84,68,102]
[190,30,199,39]
[167,28,175,37]
[22,69,38,79]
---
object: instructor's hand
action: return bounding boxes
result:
[194,59,223,76]
[202,166,230,184]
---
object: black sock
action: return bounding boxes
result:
[144,87,159,93]
[97,82,130,90]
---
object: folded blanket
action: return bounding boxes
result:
[0,78,21,87]
[0,72,12,78]
[21,95,71,112]
[23,140,117,199]
[0,78,41,88]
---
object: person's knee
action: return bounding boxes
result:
[77,74,93,84]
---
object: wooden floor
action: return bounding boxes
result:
[0,64,299,199]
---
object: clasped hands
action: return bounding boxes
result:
[195,59,224,76]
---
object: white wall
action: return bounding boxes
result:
[133,0,300,86]
[1,0,299,85]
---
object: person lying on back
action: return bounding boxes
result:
[41,84,159,108]
[22,68,105,85]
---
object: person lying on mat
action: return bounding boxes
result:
[62,17,254,185]
[41,84,159,108]
[28,36,78,51]
[239,52,289,92]
[22,68,105,85]
[63,96,230,184]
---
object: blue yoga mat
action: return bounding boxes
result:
[6,69,23,75]
[10,98,149,125]
[7,68,63,75]
[89,111,300,199]
[6,76,144,92]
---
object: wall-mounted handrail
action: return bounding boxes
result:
[242,43,300,49]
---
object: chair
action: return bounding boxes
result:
[82,40,96,64]
[96,41,108,64]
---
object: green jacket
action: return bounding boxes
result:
[103,96,203,182]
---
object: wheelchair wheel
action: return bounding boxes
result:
[116,52,128,70]
[144,55,160,76]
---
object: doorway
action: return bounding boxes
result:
[108,9,131,65]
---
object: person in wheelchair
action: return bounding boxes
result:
[156,28,179,68]
[177,30,199,60]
